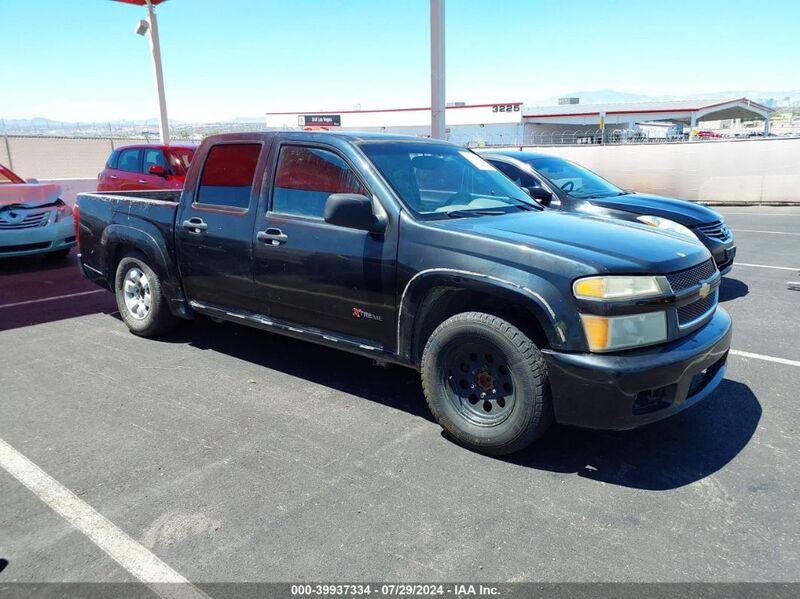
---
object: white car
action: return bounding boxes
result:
[0,163,76,259]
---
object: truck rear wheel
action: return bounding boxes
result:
[421,312,552,455]
[114,253,178,337]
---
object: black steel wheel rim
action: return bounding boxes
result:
[440,337,517,426]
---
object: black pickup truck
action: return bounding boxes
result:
[76,131,732,455]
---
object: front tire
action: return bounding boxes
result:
[421,312,552,455]
[114,253,178,337]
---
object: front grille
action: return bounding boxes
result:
[695,221,731,241]
[0,241,51,253]
[0,211,49,230]
[678,291,717,326]
[665,258,717,292]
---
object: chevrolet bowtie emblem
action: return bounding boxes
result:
[699,282,710,299]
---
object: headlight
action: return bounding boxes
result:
[573,275,663,301]
[636,215,695,239]
[54,204,73,223]
[580,311,667,352]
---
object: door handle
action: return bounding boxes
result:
[182,218,208,233]
[257,228,288,245]
[138,179,147,184]
[110,175,118,179]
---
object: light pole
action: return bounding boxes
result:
[430,0,445,139]
[113,0,170,144]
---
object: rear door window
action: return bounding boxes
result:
[117,149,141,173]
[271,145,368,218]
[196,143,261,209]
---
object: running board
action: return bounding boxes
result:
[188,300,405,365]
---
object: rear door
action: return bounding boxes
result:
[115,148,144,190]
[251,142,397,349]
[175,140,266,312]
[97,150,120,191]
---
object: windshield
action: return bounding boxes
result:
[526,156,625,199]
[167,148,195,176]
[360,142,537,218]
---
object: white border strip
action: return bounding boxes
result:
[0,289,106,310]
[0,437,208,598]
[735,262,799,272]
[722,212,800,216]
[730,349,800,368]
[732,229,800,236]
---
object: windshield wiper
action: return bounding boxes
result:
[442,208,508,218]
[581,191,629,199]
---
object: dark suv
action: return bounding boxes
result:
[480,150,736,274]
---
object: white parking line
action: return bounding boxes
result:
[735,262,799,272]
[722,212,800,216]
[0,437,208,599]
[0,289,106,310]
[730,349,800,368]
[732,229,800,236]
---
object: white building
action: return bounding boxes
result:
[265,102,524,146]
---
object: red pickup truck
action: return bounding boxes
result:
[97,143,196,192]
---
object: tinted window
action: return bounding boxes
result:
[117,149,141,173]
[197,143,261,209]
[143,148,168,172]
[106,150,120,169]
[272,146,367,218]
[491,160,541,188]
[360,142,535,217]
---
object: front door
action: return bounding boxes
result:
[252,143,397,349]
[175,141,264,312]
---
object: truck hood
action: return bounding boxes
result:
[0,183,63,208]
[586,192,722,226]
[435,209,711,274]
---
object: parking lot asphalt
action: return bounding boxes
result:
[0,206,798,586]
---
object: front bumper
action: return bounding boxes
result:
[696,231,735,274]
[542,307,732,430]
[0,218,76,258]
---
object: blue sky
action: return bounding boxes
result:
[2,0,798,122]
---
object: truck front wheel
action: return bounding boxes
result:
[114,253,178,337]
[421,312,553,455]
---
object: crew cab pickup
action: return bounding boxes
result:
[76,132,732,455]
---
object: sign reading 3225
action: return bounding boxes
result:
[491,104,520,112]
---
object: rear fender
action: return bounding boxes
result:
[101,224,192,319]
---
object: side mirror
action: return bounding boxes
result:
[324,193,386,233]
[148,164,168,177]
[26,178,39,184]
[525,186,553,206]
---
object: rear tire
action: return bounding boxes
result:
[421,312,552,455]
[114,252,178,337]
